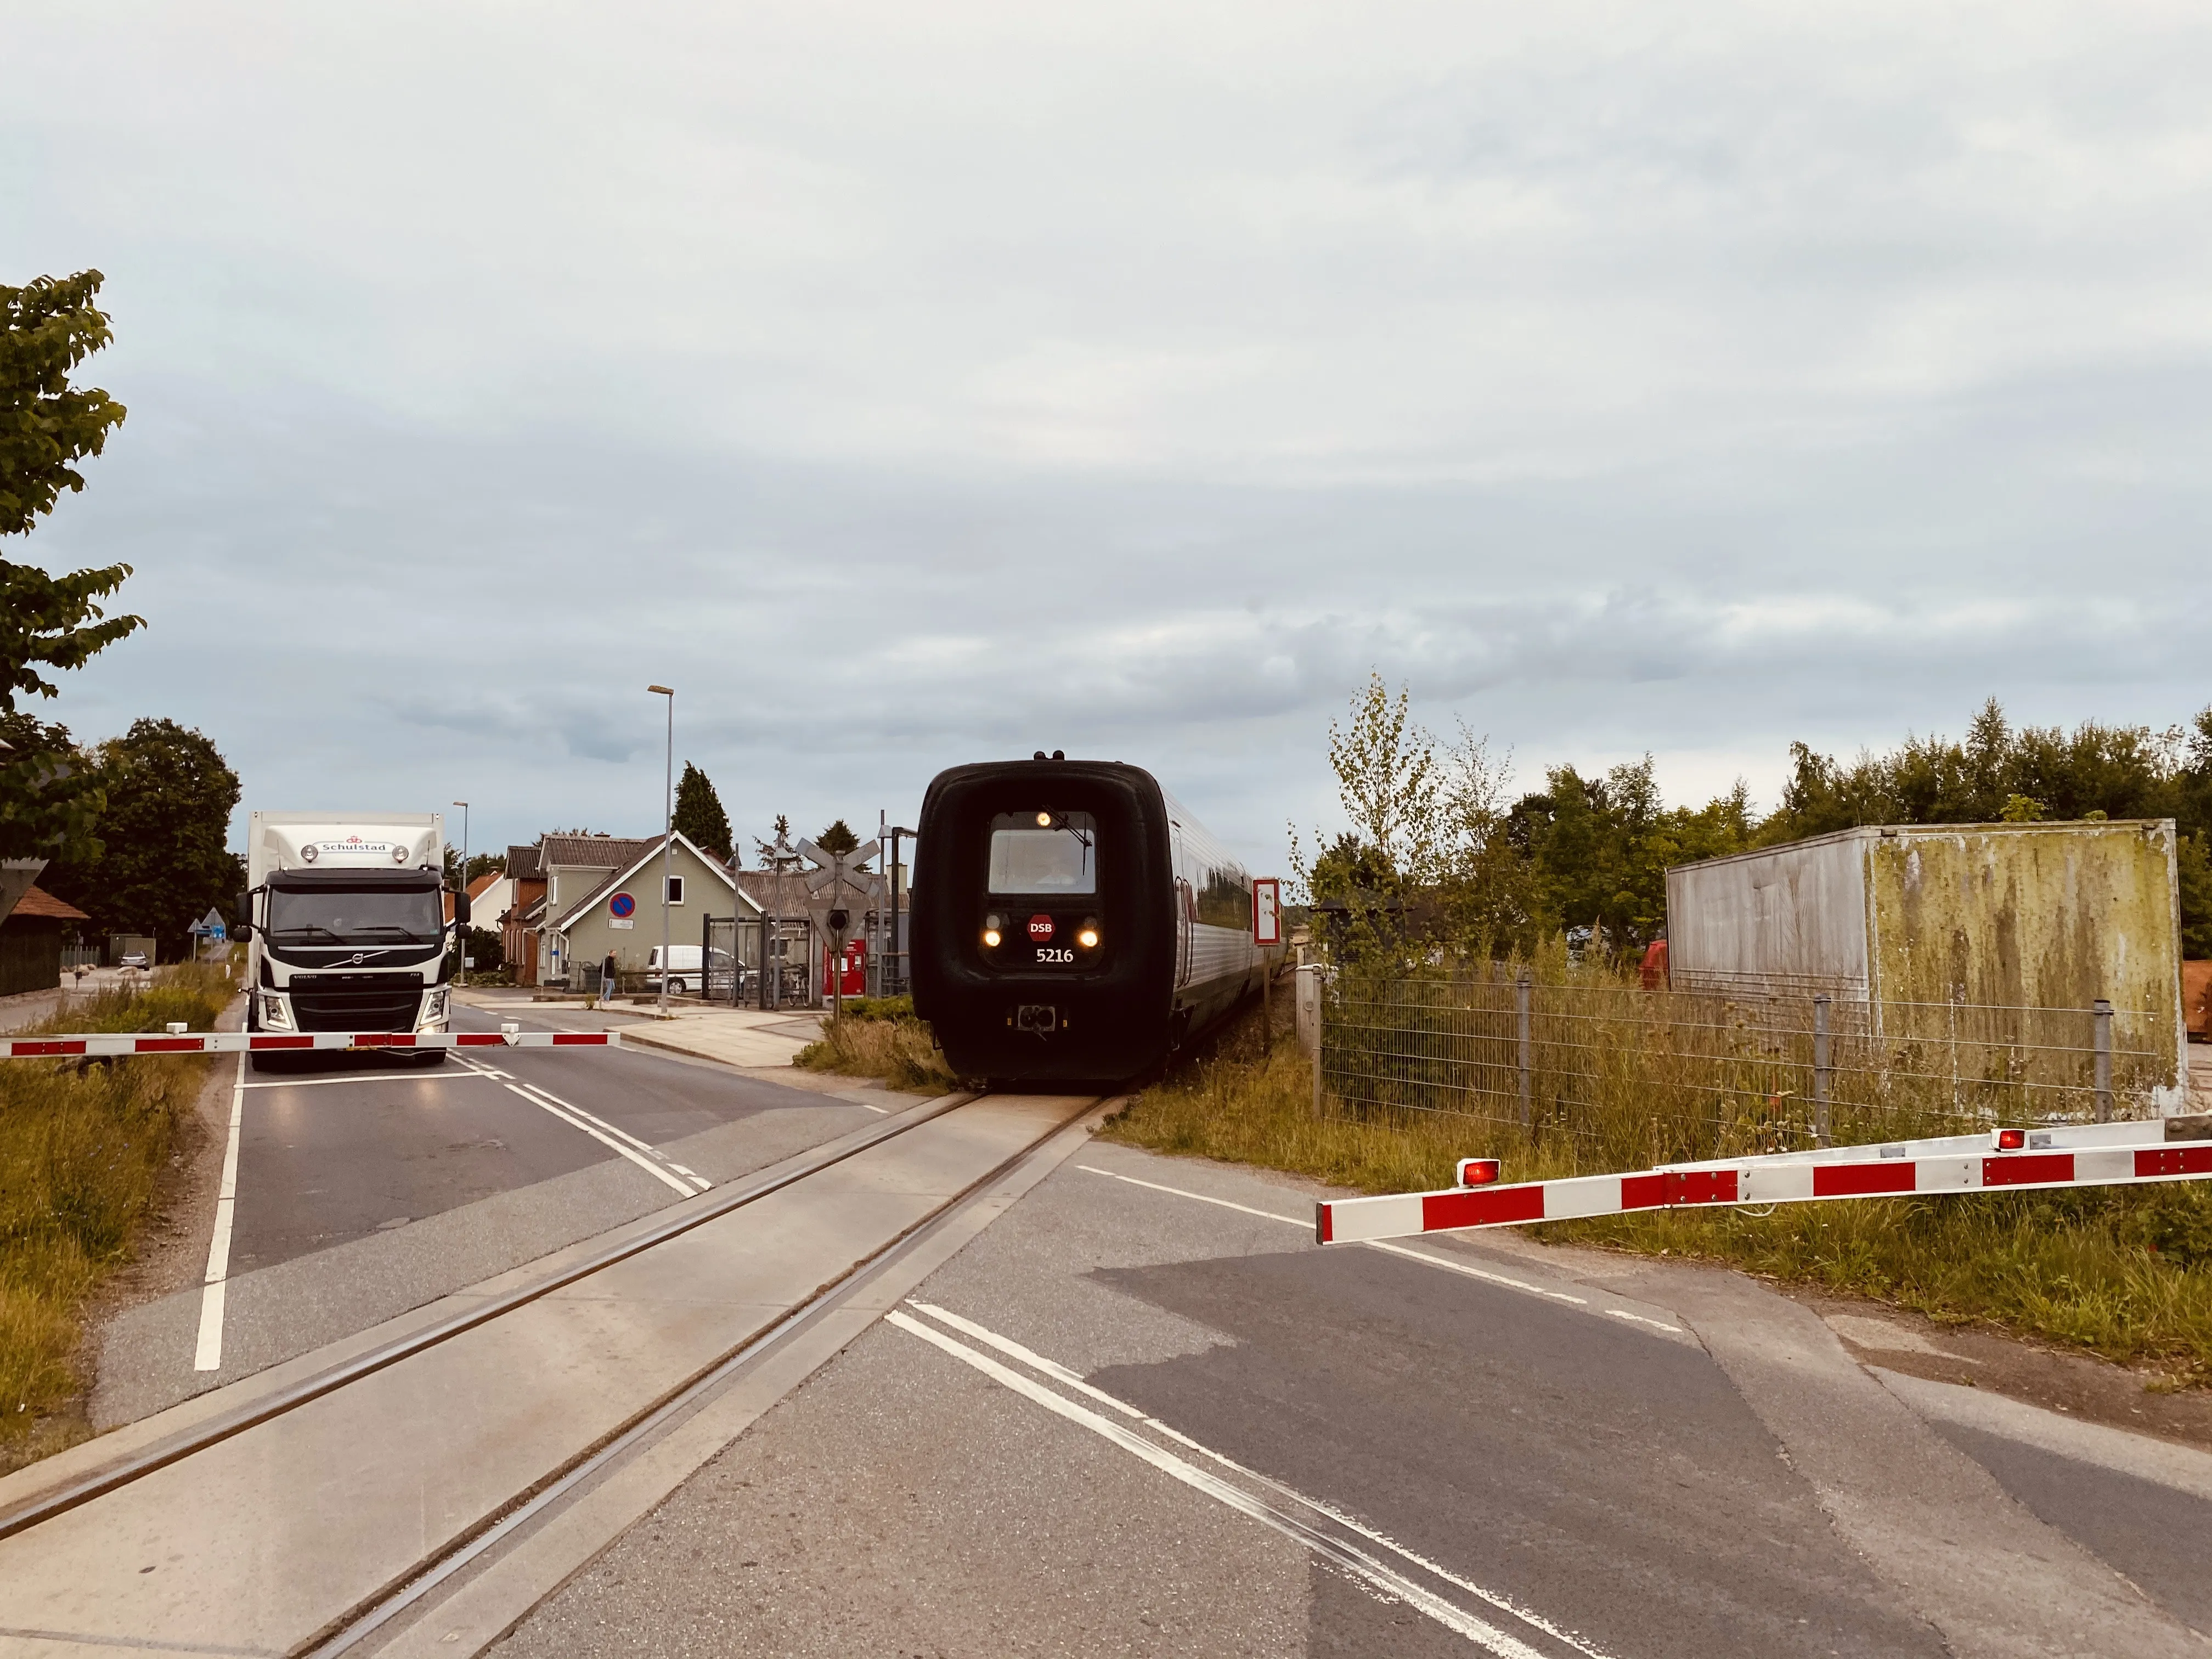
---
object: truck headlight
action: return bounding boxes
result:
[261,994,292,1031]
[420,988,449,1027]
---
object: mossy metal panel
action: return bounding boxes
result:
[1867,821,2184,1088]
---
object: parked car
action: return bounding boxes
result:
[645,944,705,995]
[119,951,150,971]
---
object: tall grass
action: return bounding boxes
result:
[1105,992,2212,1385]
[795,997,957,1094]
[1323,939,2172,1172]
[0,966,230,1458]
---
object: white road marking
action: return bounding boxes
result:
[193,1053,247,1372]
[455,1059,699,1197]
[1364,1239,1589,1306]
[1076,1165,1311,1226]
[240,1070,492,1089]
[900,1301,1619,1659]
[1074,1164,1698,1328]
[1604,1308,1684,1333]
[887,1310,1581,1659]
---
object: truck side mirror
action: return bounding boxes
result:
[455,890,472,926]
[234,891,253,941]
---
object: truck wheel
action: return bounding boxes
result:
[414,1049,448,1068]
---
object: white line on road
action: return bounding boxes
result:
[193,1052,247,1372]
[1364,1239,1589,1306]
[505,1075,715,1193]
[900,1301,1619,1659]
[886,1309,1584,1659]
[1076,1165,1312,1226]
[1072,1164,1695,1328]
[455,1060,704,1196]
[240,1070,493,1089]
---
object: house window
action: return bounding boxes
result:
[665,875,685,905]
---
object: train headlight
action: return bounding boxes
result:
[1077,922,1099,949]
[982,915,1002,949]
[1035,812,1051,827]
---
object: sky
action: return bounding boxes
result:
[7,2,2211,872]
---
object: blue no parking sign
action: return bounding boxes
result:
[609,891,636,930]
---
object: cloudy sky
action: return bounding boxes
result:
[8,2,2211,869]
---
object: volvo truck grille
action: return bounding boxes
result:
[286,974,423,1032]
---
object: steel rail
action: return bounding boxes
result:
[0,1088,981,1541]
[301,1091,1109,1657]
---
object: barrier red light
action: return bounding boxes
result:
[1994,1128,2027,1151]
[1455,1158,1501,1187]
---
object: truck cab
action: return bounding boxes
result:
[236,814,461,1070]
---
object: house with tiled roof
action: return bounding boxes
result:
[542,832,759,989]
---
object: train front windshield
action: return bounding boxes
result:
[988,812,1097,894]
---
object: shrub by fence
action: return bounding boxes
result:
[1320,968,2177,1176]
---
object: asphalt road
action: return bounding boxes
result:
[495,1141,2212,1659]
[91,1002,899,1428]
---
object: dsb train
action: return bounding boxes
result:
[910,756,1283,1085]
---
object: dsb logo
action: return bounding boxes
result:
[1028,914,1055,941]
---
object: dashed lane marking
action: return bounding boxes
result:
[889,1305,1612,1659]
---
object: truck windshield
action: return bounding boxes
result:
[267,884,444,945]
[987,811,1097,895]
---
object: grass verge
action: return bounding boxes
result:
[1103,994,2212,1387]
[1,964,232,1463]
[795,996,958,1095]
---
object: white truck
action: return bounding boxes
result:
[235,811,464,1071]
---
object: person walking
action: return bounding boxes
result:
[600,947,622,1011]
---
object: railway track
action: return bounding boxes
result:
[0,1085,1113,1657]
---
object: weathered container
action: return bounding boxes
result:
[1667,821,2187,1109]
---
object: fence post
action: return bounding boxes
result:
[1813,994,1831,1146]
[1311,973,1324,1120]
[2094,998,2113,1124]
[1516,973,1533,1134]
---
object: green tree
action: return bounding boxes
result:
[42,720,242,956]
[0,709,101,862]
[1,271,139,862]
[673,761,733,862]
[814,819,859,857]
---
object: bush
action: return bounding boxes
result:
[796,1005,955,1094]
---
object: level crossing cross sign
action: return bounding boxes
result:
[1252,878,1281,946]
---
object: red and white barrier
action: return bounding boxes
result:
[1315,1118,2212,1245]
[0,1026,622,1059]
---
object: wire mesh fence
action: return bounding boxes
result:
[1319,970,2182,1171]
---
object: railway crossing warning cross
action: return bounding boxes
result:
[798,837,884,1014]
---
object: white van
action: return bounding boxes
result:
[645,944,704,995]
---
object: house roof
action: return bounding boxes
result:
[549,832,760,932]
[506,844,543,882]
[8,884,89,923]
[541,834,658,870]
[467,871,503,901]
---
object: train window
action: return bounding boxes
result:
[988,811,1098,894]
[1197,865,1249,929]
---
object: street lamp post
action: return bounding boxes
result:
[648,685,675,1019]
[451,799,469,988]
